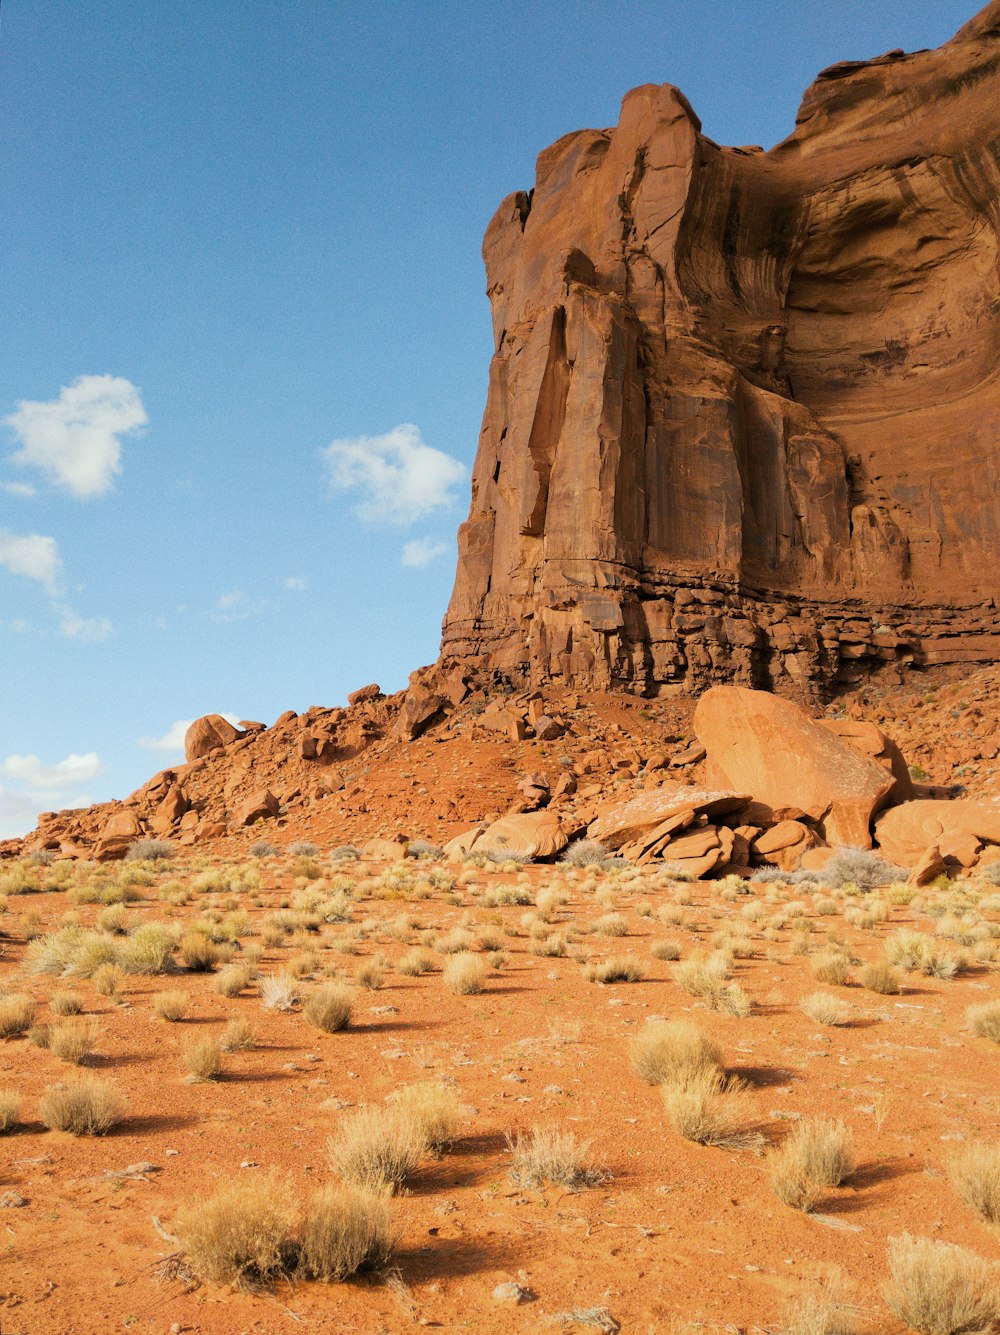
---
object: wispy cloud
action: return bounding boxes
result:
[57,605,114,642]
[284,575,307,591]
[4,373,147,498]
[139,713,243,755]
[1,481,36,498]
[0,750,103,839]
[322,423,466,525]
[0,529,63,595]
[401,536,447,568]
[212,589,266,623]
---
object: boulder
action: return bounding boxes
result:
[694,687,893,848]
[348,683,383,707]
[474,810,568,861]
[362,837,411,863]
[588,784,749,862]
[184,714,243,763]
[753,819,821,872]
[233,789,280,827]
[443,824,488,862]
[820,720,913,803]
[396,688,446,741]
[907,845,949,887]
[875,798,1000,867]
[93,810,143,861]
[532,715,564,741]
[149,784,189,835]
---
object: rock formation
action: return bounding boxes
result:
[441,3,1000,699]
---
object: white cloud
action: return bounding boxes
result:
[401,537,447,568]
[0,529,63,595]
[1,481,36,498]
[4,373,147,498]
[0,751,103,840]
[57,605,114,641]
[212,589,266,623]
[284,575,307,591]
[322,423,466,525]
[139,713,243,755]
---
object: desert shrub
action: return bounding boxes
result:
[0,994,36,1038]
[443,952,487,995]
[811,951,851,986]
[887,930,965,978]
[628,1020,722,1087]
[823,848,903,890]
[179,931,221,972]
[221,1016,257,1051]
[125,838,174,862]
[184,1036,224,1081]
[50,990,85,1016]
[304,983,353,1033]
[407,840,443,861]
[948,1143,1000,1224]
[397,948,434,976]
[507,1126,606,1190]
[435,927,477,955]
[48,1018,99,1065]
[354,959,384,991]
[529,932,569,958]
[177,1171,296,1287]
[595,912,628,938]
[152,989,189,1022]
[883,1234,1000,1335]
[329,845,361,862]
[388,1081,463,1153]
[859,961,902,995]
[659,1068,761,1151]
[0,1089,20,1133]
[93,962,125,997]
[39,1075,125,1134]
[260,974,298,1011]
[96,903,129,934]
[800,992,851,1026]
[767,1119,854,1211]
[119,923,177,974]
[780,1281,858,1335]
[967,999,1000,1043]
[249,840,279,858]
[583,956,646,984]
[328,1106,423,1192]
[212,964,251,998]
[288,841,319,857]
[299,1183,395,1281]
[650,939,682,961]
[561,840,616,868]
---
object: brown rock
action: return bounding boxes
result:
[820,720,913,802]
[753,819,820,871]
[348,683,383,707]
[184,714,243,763]
[474,810,568,861]
[532,715,564,741]
[695,687,893,848]
[875,798,1000,867]
[363,837,411,863]
[93,810,143,861]
[299,735,319,761]
[233,789,280,828]
[149,784,188,835]
[907,845,949,887]
[439,18,1000,696]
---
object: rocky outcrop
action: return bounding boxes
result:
[184,714,243,762]
[440,4,1000,699]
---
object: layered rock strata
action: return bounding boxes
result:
[441,3,1000,698]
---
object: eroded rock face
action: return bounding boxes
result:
[441,4,1000,698]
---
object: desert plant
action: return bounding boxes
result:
[442,952,487,995]
[767,1118,854,1211]
[328,1106,424,1192]
[0,994,36,1038]
[780,1280,858,1335]
[883,1234,1000,1335]
[48,1017,99,1065]
[221,1016,256,1052]
[650,939,682,961]
[583,956,646,984]
[355,959,384,991]
[304,983,353,1033]
[184,1036,224,1081]
[561,839,616,868]
[628,1020,722,1087]
[92,962,125,997]
[507,1126,606,1190]
[249,840,279,858]
[299,1183,395,1281]
[823,848,902,890]
[50,989,85,1016]
[660,1068,761,1151]
[119,922,177,974]
[288,840,319,857]
[125,838,174,862]
[387,1081,462,1153]
[152,989,189,1022]
[39,1075,125,1134]
[948,1143,1000,1224]
[260,974,298,1011]
[212,964,251,998]
[176,1171,296,1287]
[811,951,851,986]
[967,999,1000,1043]
[179,931,220,972]
[595,912,628,938]
[397,948,434,976]
[0,1089,20,1133]
[859,960,902,995]
[800,992,851,1026]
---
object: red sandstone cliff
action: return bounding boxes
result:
[440,2,1000,698]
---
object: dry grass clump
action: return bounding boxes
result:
[442,952,487,995]
[583,955,646,984]
[0,994,36,1038]
[152,989,189,1022]
[303,983,353,1033]
[221,1017,257,1052]
[800,992,851,1026]
[859,960,902,995]
[673,954,751,1014]
[93,962,124,997]
[0,1089,20,1133]
[354,959,385,991]
[811,951,851,986]
[48,1018,99,1065]
[767,1118,854,1211]
[260,974,298,1011]
[883,1234,1000,1335]
[39,1075,125,1134]
[628,1020,722,1087]
[594,912,628,937]
[176,1171,296,1287]
[397,948,434,976]
[184,1035,224,1081]
[947,1143,1000,1224]
[212,964,251,998]
[660,1068,761,1151]
[387,1081,463,1153]
[299,1184,395,1281]
[967,999,1000,1043]
[50,990,84,1016]
[328,1105,424,1192]
[178,931,221,972]
[780,1280,858,1335]
[507,1126,606,1190]
[650,939,682,961]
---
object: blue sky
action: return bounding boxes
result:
[0,0,976,835]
